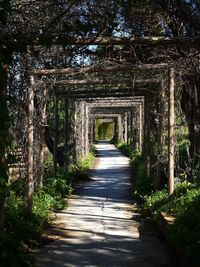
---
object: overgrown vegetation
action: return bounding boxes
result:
[0,151,95,266]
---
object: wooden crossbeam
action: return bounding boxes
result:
[46,78,161,86]
[31,63,168,76]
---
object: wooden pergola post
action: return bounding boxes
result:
[144,94,151,177]
[155,81,165,190]
[64,96,69,176]
[38,85,48,187]
[139,104,143,152]
[130,108,134,148]
[168,68,175,197]
[27,75,34,212]
[118,115,122,142]
[85,105,89,155]
[53,95,59,178]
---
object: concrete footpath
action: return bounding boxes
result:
[36,141,172,267]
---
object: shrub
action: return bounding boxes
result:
[169,196,200,267]
[143,182,200,216]
[143,189,168,217]
[142,182,200,266]
[1,147,94,266]
[164,187,200,216]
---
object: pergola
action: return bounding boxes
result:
[26,37,176,210]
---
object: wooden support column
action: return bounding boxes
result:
[64,97,69,176]
[118,115,122,142]
[92,118,95,144]
[127,111,131,145]
[144,94,151,177]
[81,101,86,157]
[130,108,134,148]
[124,112,128,144]
[85,105,89,155]
[27,75,34,212]
[53,95,59,177]
[155,81,165,190]
[168,68,175,197]
[114,118,118,142]
[38,85,48,187]
[139,104,143,151]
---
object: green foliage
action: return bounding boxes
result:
[117,143,137,158]
[142,182,200,266]
[68,151,95,181]
[131,153,153,196]
[143,182,200,217]
[117,143,153,196]
[95,119,115,140]
[164,187,200,217]
[143,189,168,217]
[169,196,200,266]
[1,166,74,266]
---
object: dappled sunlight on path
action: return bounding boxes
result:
[36,141,172,267]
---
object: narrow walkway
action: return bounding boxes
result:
[36,141,172,267]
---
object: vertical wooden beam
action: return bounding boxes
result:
[139,103,143,151]
[155,81,165,190]
[64,96,69,176]
[168,68,175,197]
[85,105,89,155]
[130,108,133,148]
[39,85,48,187]
[27,75,34,212]
[114,117,118,142]
[53,95,59,178]
[124,112,128,144]
[118,115,122,142]
[81,102,85,157]
[144,94,151,177]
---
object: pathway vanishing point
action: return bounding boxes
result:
[36,141,172,267]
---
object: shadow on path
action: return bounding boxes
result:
[35,141,173,267]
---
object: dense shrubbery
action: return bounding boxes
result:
[143,182,200,216]
[143,182,200,266]
[169,196,200,266]
[1,151,94,266]
[1,175,72,266]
